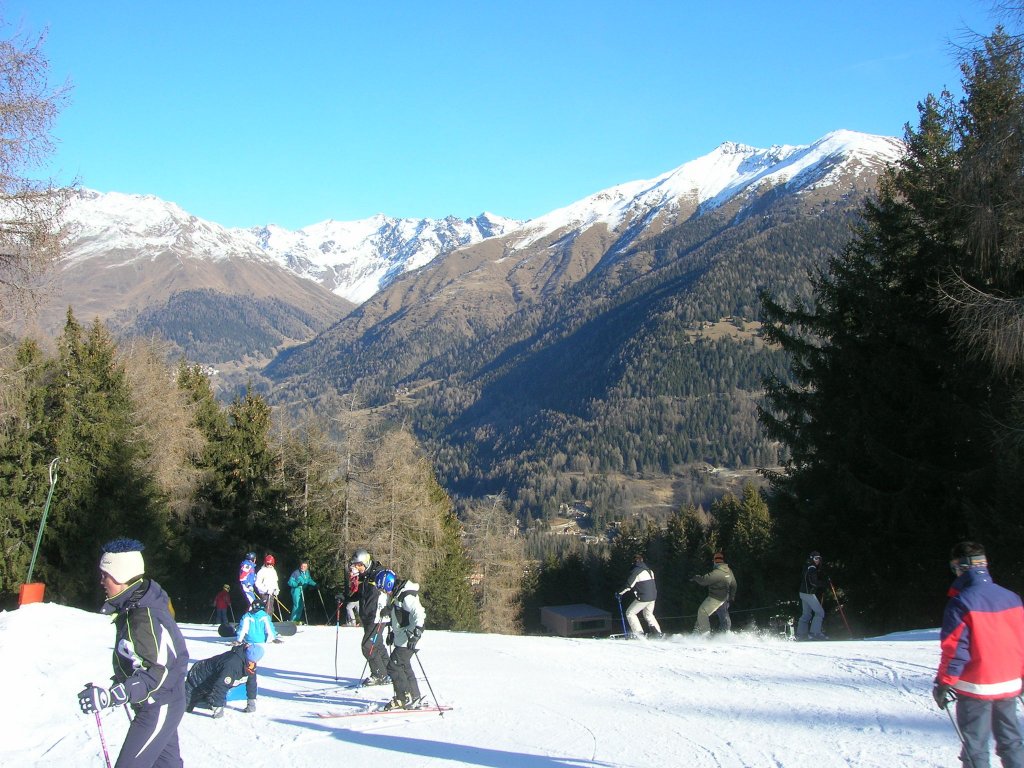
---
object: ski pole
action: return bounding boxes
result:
[943,693,976,768]
[334,615,340,681]
[317,588,330,623]
[828,579,852,637]
[615,594,629,637]
[93,710,112,768]
[414,652,444,717]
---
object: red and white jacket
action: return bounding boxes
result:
[937,566,1024,700]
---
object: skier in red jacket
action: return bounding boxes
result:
[934,541,1024,767]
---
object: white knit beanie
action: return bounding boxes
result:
[99,540,146,583]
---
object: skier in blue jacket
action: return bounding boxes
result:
[235,598,281,645]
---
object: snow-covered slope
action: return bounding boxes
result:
[3,602,961,768]
[509,129,903,253]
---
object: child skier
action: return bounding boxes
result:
[376,568,427,710]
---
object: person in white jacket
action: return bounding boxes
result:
[255,555,281,621]
[376,569,426,710]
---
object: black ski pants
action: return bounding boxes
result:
[386,646,421,701]
[116,695,185,768]
[956,695,1024,768]
[361,623,390,679]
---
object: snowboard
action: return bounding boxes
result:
[274,621,297,636]
[217,622,236,638]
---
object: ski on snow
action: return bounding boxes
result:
[315,705,452,719]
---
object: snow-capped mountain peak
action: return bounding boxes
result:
[508,129,903,252]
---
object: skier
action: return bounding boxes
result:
[239,551,257,607]
[212,583,232,625]
[351,548,391,684]
[344,564,361,626]
[377,568,427,710]
[691,551,737,634]
[796,551,828,640]
[616,553,663,639]
[235,597,282,645]
[185,643,263,717]
[77,538,189,767]
[255,554,281,620]
[933,541,1024,767]
[288,560,318,623]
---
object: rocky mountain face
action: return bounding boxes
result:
[261,130,905,518]
[265,130,903,394]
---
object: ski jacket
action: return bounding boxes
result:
[358,562,390,629]
[101,578,189,706]
[235,607,279,643]
[185,645,256,706]
[692,563,737,602]
[255,565,280,596]
[388,580,426,648]
[288,568,317,590]
[799,562,825,596]
[937,566,1024,700]
[620,561,657,602]
[213,590,232,609]
[239,558,256,589]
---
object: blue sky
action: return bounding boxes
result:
[7,1,1001,230]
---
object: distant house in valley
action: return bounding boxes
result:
[540,604,613,637]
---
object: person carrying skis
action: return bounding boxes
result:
[377,568,427,710]
[212,583,232,625]
[692,551,737,634]
[351,547,391,684]
[287,560,318,623]
[796,550,827,640]
[239,551,258,607]
[933,541,1024,767]
[256,554,281,619]
[235,597,282,645]
[185,643,263,717]
[616,553,663,639]
[77,538,189,768]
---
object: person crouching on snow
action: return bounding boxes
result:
[185,643,263,717]
[377,569,427,710]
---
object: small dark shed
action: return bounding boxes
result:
[540,603,613,637]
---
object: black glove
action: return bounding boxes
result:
[408,626,423,650]
[385,627,394,646]
[272,638,283,644]
[78,683,128,714]
[932,681,955,710]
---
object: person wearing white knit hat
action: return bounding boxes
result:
[78,538,190,767]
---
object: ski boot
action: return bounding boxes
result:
[211,706,224,719]
[244,699,256,713]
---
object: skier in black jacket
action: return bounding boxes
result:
[185,643,263,717]
[797,550,828,640]
[350,548,391,684]
[78,539,189,768]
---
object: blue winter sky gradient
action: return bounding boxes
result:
[8,1,1001,230]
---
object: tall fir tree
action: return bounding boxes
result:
[759,29,1024,632]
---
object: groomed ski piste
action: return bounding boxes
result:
[3,603,966,767]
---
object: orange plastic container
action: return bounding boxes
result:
[18,582,45,606]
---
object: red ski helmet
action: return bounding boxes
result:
[264,554,275,566]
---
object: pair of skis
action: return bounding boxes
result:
[315,704,452,719]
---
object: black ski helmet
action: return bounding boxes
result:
[245,551,256,561]
[809,551,821,562]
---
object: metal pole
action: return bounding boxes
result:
[944,695,976,768]
[414,652,444,716]
[615,594,629,637]
[828,579,852,637]
[93,710,112,768]
[26,458,60,584]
